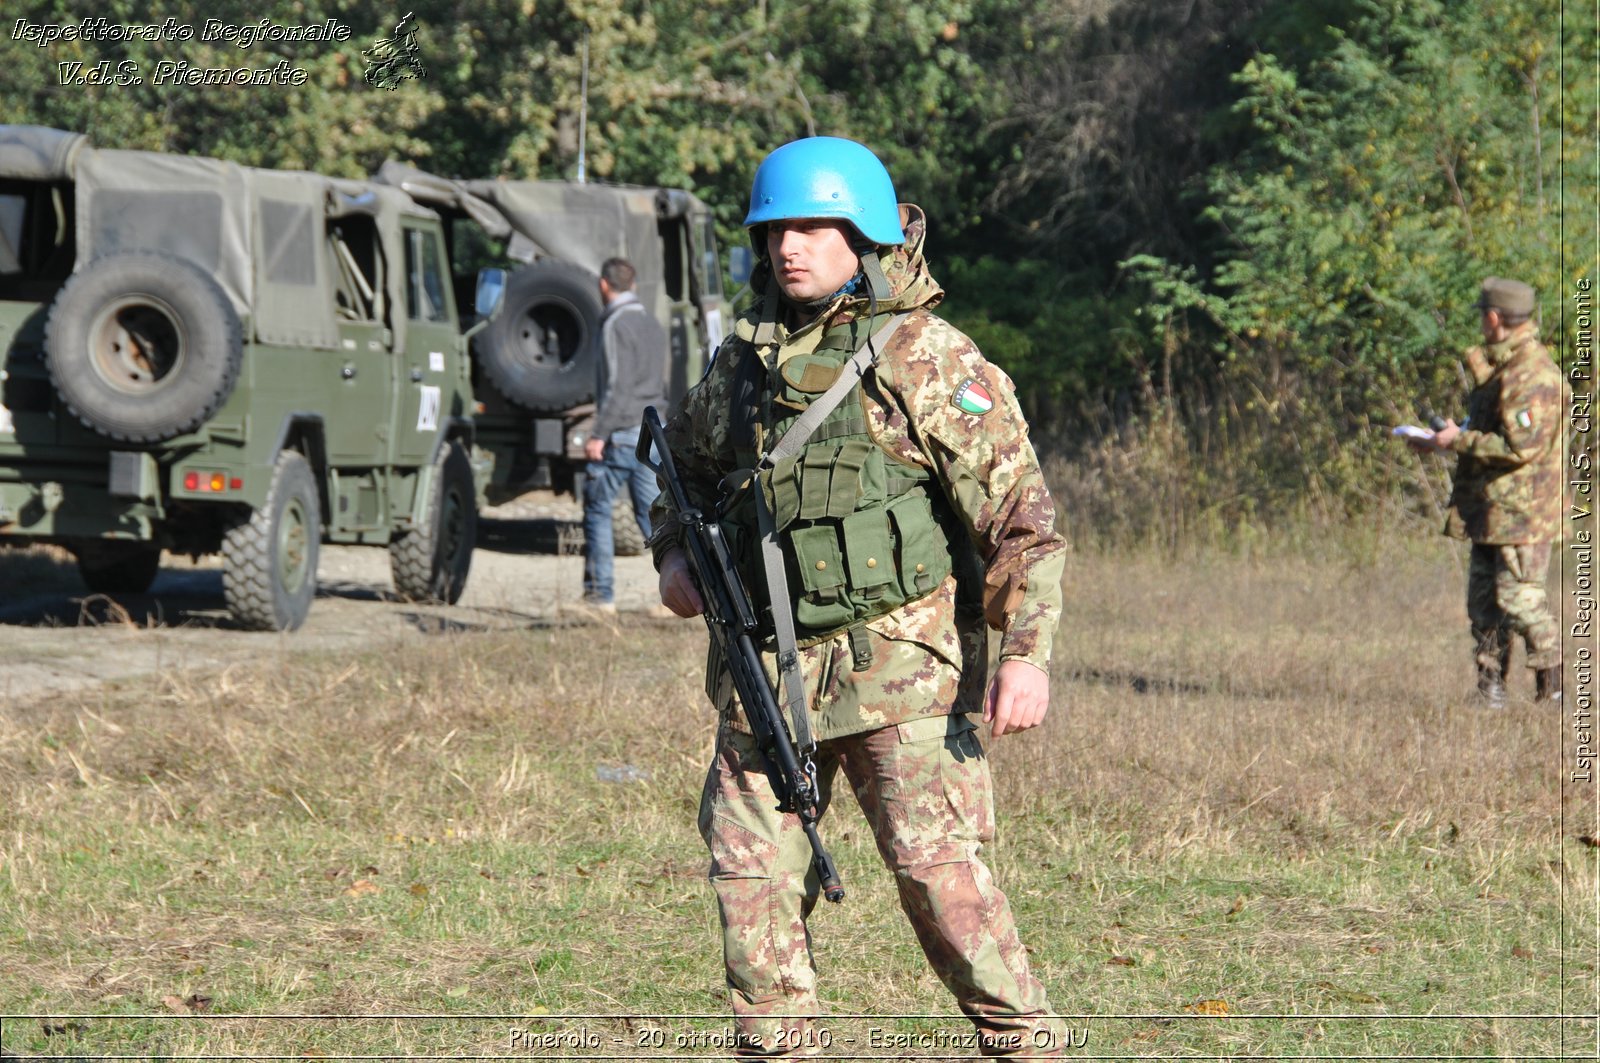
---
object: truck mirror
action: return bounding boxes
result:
[729,246,753,286]
[475,268,507,317]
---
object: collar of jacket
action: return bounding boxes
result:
[1483,321,1541,372]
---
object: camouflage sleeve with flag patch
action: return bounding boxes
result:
[1449,352,1564,468]
[880,313,1066,671]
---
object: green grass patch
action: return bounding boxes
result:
[0,543,1593,1057]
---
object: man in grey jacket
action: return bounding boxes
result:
[580,257,669,612]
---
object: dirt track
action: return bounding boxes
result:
[0,495,668,706]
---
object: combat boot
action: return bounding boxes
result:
[1477,666,1507,710]
[1536,667,1563,704]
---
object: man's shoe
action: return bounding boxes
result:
[1536,667,1563,704]
[1477,667,1508,710]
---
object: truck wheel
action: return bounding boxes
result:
[45,251,243,443]
[474,261,601,412]
[391,441,477,604]
[222,450,320,631]
[612,494,647,557]
[73,541,162,595]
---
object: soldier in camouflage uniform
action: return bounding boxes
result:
[650,137,1067,1056]
[1413,277,1565,706]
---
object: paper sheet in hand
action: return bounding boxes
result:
[1391,425,1432,440]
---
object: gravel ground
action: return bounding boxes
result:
[0,492,674,706]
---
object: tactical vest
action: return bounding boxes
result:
[721,314,957,645]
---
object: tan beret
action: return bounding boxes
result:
[1475,276,1536,315]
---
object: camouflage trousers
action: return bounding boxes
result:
[1468,542,1561,672]
[698,713,1064,1058]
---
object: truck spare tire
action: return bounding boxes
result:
[474,260,601,412]
[44,251,243,443]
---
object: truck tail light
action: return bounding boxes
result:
[181,471,243,493]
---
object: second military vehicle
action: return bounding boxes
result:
[374,162,726,535]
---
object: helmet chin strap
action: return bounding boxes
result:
[859,248,892,302]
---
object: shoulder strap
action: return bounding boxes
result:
[752,312,910,752]
[758,312,910,472]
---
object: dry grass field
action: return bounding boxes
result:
[0,536,1594,1058]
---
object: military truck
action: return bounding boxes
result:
[0,125,488,630]
[373,163,726,554]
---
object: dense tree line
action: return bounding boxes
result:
[3,0,1593,535]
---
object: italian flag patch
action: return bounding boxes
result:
[952,378,994,416]
[1514,409,1533,429]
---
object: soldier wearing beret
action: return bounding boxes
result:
[1413,277,1565,706]
[649,137,1067,1055]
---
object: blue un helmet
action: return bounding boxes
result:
[744,136,905,246]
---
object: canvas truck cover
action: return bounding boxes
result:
[0,125,87,182]
[0,125,438,355]
[375,162,691,333]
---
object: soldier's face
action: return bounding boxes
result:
[766,219,860,303]
[1481,309,1504,342]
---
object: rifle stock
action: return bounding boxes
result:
[639,407,845,903]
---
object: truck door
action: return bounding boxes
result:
[324,215,399,467]
[394,221,459,469]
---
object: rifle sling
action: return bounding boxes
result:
[753,312,911,754]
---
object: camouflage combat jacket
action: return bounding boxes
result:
[1445,323,1565,544]
[650,205,1066,740]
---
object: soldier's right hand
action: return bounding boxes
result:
[659,548,705,617]
[1428,419,1461,452]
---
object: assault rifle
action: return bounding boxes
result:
[639,406,845,903]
